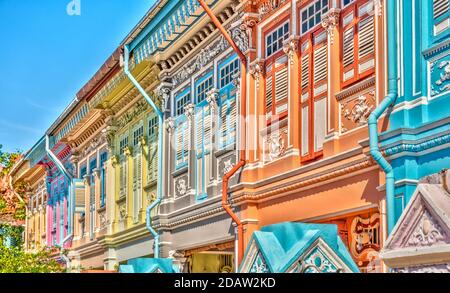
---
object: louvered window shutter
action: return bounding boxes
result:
[220,100,228,148]
[313,39,327,98]
[433,0,449,35]
[204,105,212,152]
[175,123,185,168]
[342,26,355,82]
[195,109,204,156]
[265,75,273,122]
[357,13,375,75]
[275,66,288,115]
[342,1,376,85]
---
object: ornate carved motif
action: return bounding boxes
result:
[172,37,229,86]
[340,91,375,133]
[350,214,381,257]
[257,0,289,20]
[249,59,265,88]
[184,103,195,120]
[267,130,288,161]
[165,117,175,134]
[406,209,447,247]
[431,59,450,97]
[117,100,149,129]
[250,252,269,273]
[301,247,339,273]
[230,18,249,53]
[223,158,233,174]
[206,88,220,107]
[119,204,127,220]
[80,134,107,159]
[155,82,173,111]
[321,8,341,45]
[283,36,300,66]
[176,178,187,197]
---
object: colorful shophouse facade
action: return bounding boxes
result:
[10,0,450,273]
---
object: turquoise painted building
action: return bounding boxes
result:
[379,0,450,224]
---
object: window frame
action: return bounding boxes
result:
[299,26,327,163]
[340,0,376,87]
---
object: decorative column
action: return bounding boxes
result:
[206,88,219,184]
[249,59,265,163]
[184,103,196,197]
[283,35,301,150]
[321,8,341,155]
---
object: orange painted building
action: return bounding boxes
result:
[232,0,387,272]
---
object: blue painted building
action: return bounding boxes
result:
[379,0,450,224]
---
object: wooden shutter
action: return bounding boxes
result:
[433,0,450,35]
[265,75,273,122]
[341,0,375,86]
[275,66,288,115]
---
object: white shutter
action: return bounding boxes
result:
[265,76,273,120]
[204,105,212,152]
[220,101,228,147]
[148,141,158,182]
[343,27,355,68]
[175,124,184,167]
[314,98,327,152]
[301,106,309,156]
[275,67,288,102]
[313,45,327,84]
[433,0,448,19]
[358,15,375,59]
[195,110,203,156]
[229,98,237,145]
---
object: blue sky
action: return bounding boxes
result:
[0,0,156,153]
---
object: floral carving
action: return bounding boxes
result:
[283,37,300,66]
[258,0,289,20]
[172,37,229,86]
[249,59,265,88]
[267,130,287,161]
[321,8,341,45]
[341,91,375,133]
[431,60,450,96]
[223,158,233,174]
[176,178,187,197]
[406,209,447,247]
[117,100,149,129]
[119,204,127,220]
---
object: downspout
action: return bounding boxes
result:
[45,135,74,268]
[368,0,397,234]
[122,44,164,258]
[198,0,248,268]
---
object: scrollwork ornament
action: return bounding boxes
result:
[321,8,341,45]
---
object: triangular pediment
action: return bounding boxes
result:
[384,184,450,251]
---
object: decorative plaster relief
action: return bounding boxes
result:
[117,100,149,129]
[431,57,450,97]
[172,37,229,87]
[301,247,339,273]
[340,91,375,133]
[321,8,341,45]
[257,0,289,20]
[250,252,270,273]
[175,176,188,198]
[406,209,447,247]
[218,155,236,178]
[263,127,288,163]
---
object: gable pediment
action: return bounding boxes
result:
[381,181,450,269]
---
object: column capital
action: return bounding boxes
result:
[321,8,341,45]
[283,35,301,66]
[184,103,195,120]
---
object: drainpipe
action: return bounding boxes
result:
[123,44,163,258]
[198,0,248,269]
[45,136,74,248]
[368,0,397,234]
